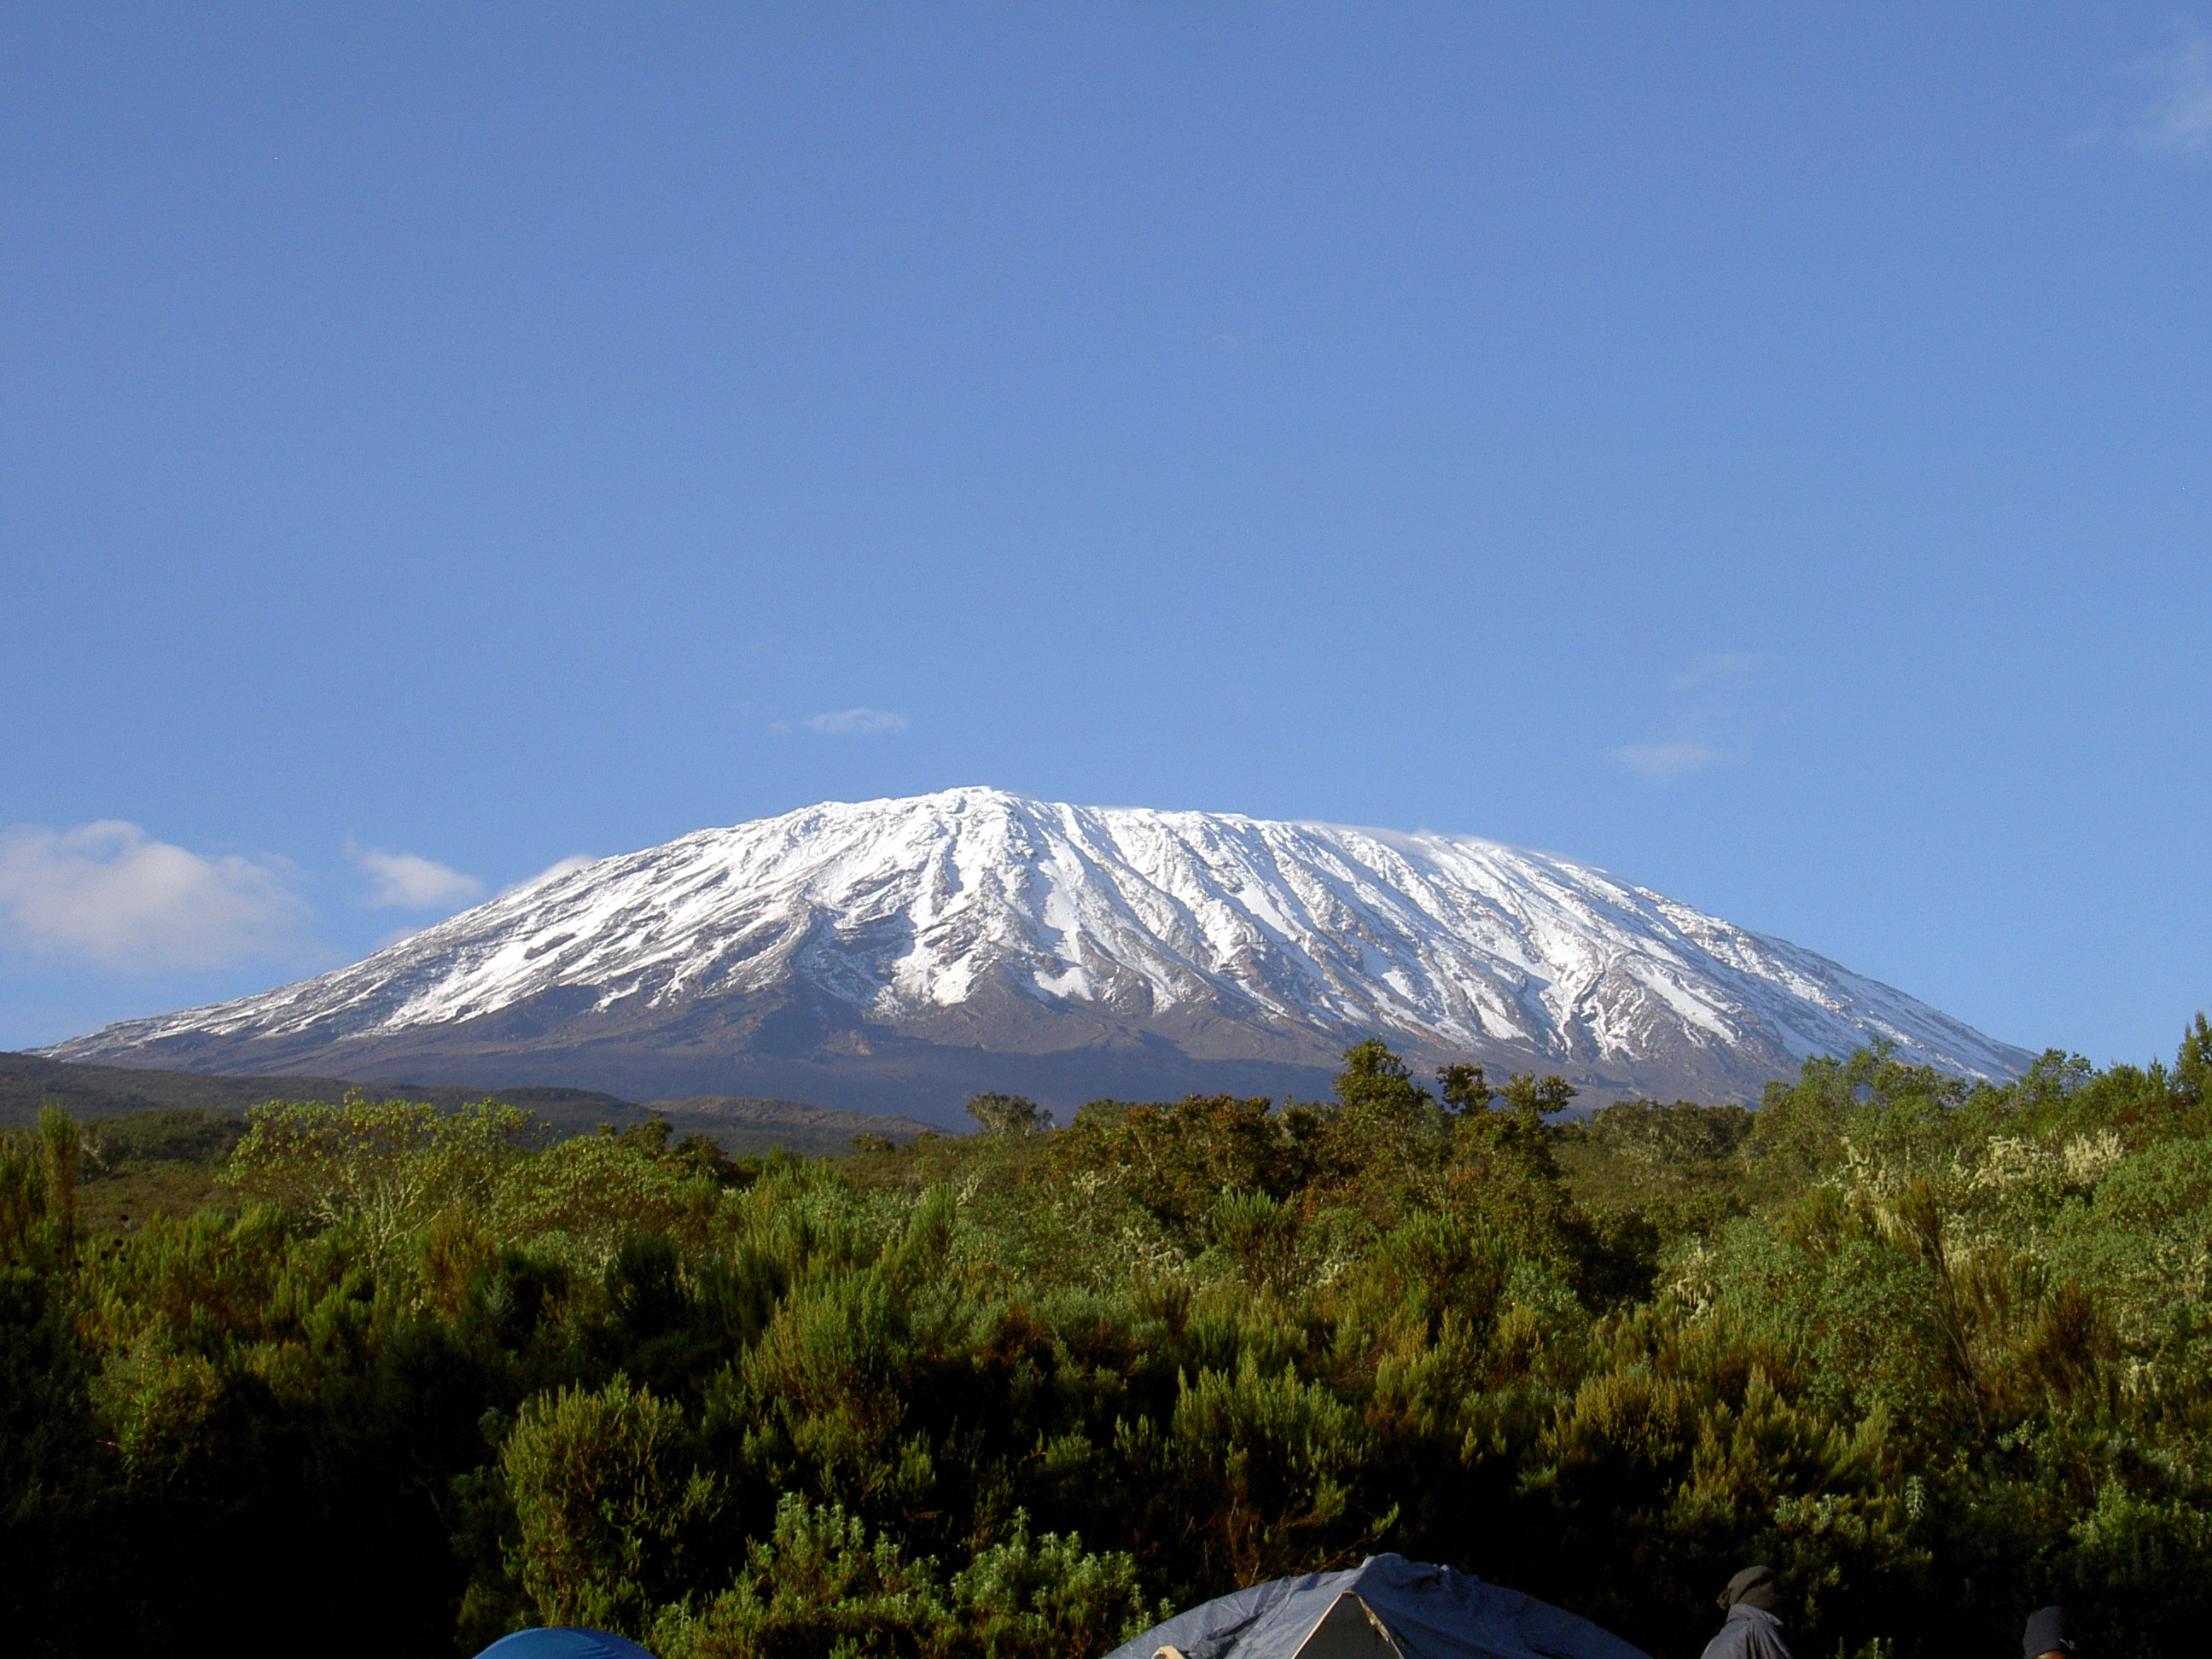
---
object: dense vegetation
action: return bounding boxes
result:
[7,1023,2212,1658]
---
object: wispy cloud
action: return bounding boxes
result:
[1610,653,1773,786]
[774,707,911,736]
[345,840,485,910]
[1610,742,1725,783]
[2129,26,2212,158]
[0,821,310,970]
[1667,652,1767,692]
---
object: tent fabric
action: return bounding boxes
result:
[1103,1553,1652,1659]
[1289,1592,1406,1657]
[472,1628,661,1659]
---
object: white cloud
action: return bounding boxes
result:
[2131,28,2212,157]
[780,707,911,736]
[1610,742,1724,783]
[0,821,310,970]
[1610,650,1779,784]
[346,840,485,910]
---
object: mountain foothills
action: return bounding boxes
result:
[45,789,2029,1119]
[0,1051,936,1159]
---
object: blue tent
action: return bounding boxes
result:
[1103,1554,1650,1659]
[473,1629,660,1659]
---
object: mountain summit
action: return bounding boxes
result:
[45,788,2029,1120]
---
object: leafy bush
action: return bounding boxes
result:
[8,1026,2212,1656]
[503,1376,721,1634]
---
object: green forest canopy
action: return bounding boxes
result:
[7,1020,2212,1658]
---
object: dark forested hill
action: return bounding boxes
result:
[0,1050,629,1126]
[0,1051,934,1155]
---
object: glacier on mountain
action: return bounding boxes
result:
[44,788,2029,1111]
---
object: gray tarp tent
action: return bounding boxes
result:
[473,1630,660,1659]
[1103,1553,1652,1659]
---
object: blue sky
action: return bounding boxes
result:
[2,5,2207,1068]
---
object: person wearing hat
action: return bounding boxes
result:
[2022,1606,2075,1659]
[1698,1565,1793,1659]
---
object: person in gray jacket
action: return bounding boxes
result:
[1697,1566,1794,1659]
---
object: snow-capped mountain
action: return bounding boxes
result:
[44,788,2030,1120]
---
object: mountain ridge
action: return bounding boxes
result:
[44,788,2031,1119]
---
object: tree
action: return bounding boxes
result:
[965,1092,1050,1137]
[1334,1039,1432,1117]
[227,1095,538,1266]
[35,1105,77,1254]
[1499,1071,1575,1122]
[1437,1062,1493,1115]
[2174,1010,2212,1106]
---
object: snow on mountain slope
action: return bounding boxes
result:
[44,788,2029,1105]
